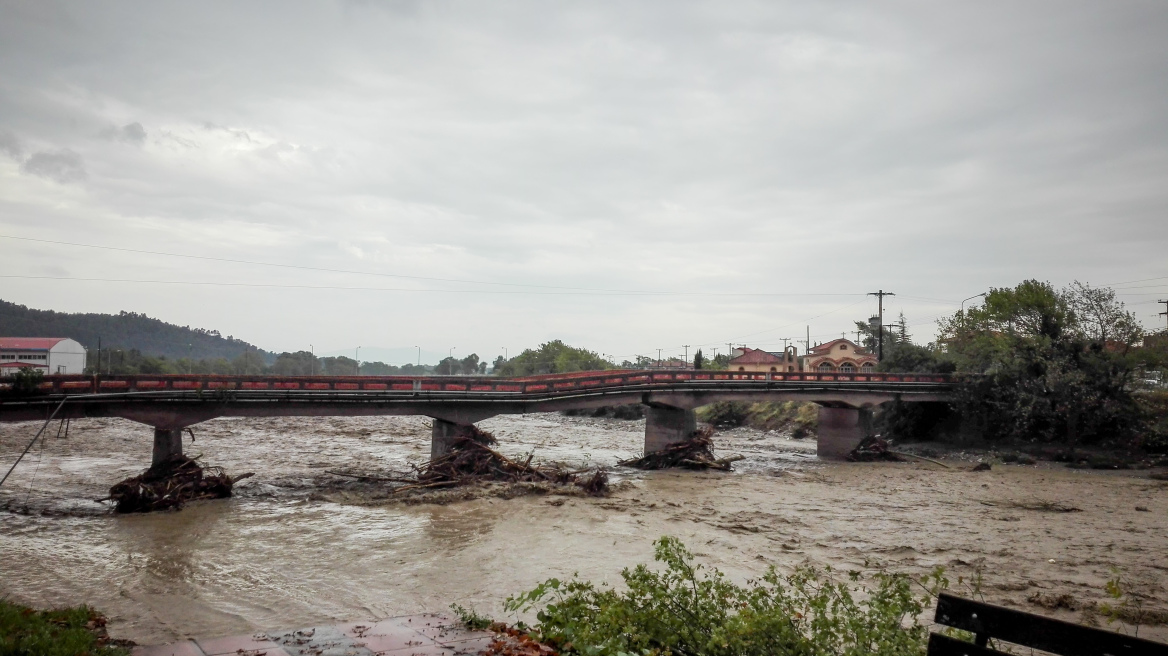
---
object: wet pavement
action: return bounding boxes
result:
[133,612,494,656]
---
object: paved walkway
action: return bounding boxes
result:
[131,613,496,656]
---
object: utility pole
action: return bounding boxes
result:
[657,348,662,367]
[726,343,734,360]
[867,290,895,361]
[415,346,420,366]
[309,345,314,376]
[1159,299,1168,330]
[780,337,790,351]
[683,345,690,365]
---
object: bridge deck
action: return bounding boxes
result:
[3,369,952,396]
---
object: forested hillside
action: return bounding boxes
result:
[0,299,272,361]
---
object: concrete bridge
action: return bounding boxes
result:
[0,369,953,465]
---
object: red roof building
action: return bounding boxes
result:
[804,338,876,373]
[0,337,87,374]
[728,346,800,373]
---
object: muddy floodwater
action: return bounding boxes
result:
[2,413,1166,644]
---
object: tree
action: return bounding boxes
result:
[359,360,400,375]
[492,355,506,374]
[495,341,610,376]
[272,351,319,376]
[693,349,704,370]
[937,279,1145,445]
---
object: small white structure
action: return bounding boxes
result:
[0,337,88,375]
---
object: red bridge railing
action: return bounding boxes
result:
[3,370,954,395]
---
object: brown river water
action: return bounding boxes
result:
[2,413,1166,644]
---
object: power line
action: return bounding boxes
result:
[0,274,868,298]
[0,234,860,298]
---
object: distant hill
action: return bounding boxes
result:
[0,299,273,361]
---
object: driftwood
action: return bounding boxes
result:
[404,426,609,496]
[887,451,952,469]
[847,436,904,462]
[619,427,735,471]
[100,455,252,513]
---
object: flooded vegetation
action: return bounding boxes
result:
[1,413,1166,645]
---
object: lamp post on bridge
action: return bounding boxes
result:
[415,346,420,366]
[309,345,314,376]
[355,346,360,376]
[961,293,987,330]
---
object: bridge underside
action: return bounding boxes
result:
[2,386,949,465]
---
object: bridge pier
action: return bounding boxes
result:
[815,406,872,460]
[152,427,184,466]
[431,419,472,459]
[644,405,697,454]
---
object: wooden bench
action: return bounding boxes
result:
[929,593,1168,656]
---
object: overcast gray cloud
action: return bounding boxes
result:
[99,122,147,145]
[1,1,1166,362]
[20,149,86,183]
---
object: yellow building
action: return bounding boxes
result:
[803,338,876,373]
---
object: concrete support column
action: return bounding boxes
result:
[431,418,470,459]
[815,407,872,460]
[644,405,697,454]
[152,427,184,466]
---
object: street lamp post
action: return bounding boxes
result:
[355,346,360,376]
[961,293,987,330]
[415,346,420,366]
[188,344,192,374]
[309,344,314,376]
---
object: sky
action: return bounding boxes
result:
[1,1,1166,365]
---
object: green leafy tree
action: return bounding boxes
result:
[359,360,401,375]
[272,351,320,376]
[495,341,610,376]
[693,348,704,370]
[938,279,1144,445]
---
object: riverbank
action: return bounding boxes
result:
[2,413,1166,644]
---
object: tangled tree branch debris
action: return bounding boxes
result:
[846,436,905,462]
[404,426,609,496]
[99,455,253,513]
[618,427,741,471]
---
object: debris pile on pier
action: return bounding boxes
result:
[407,426,610,496]
[101,455,254,513]
[846,436,904,462]
[618,426,742,471]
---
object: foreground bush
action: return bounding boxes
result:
[504,537,940,655]
[0,600,129,656]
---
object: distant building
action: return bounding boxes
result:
[803,338,876,373]
[728,346,801,373]
[647,358,690,370]
[0,337,87,375]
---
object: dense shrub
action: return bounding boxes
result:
[505,536,942,656]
